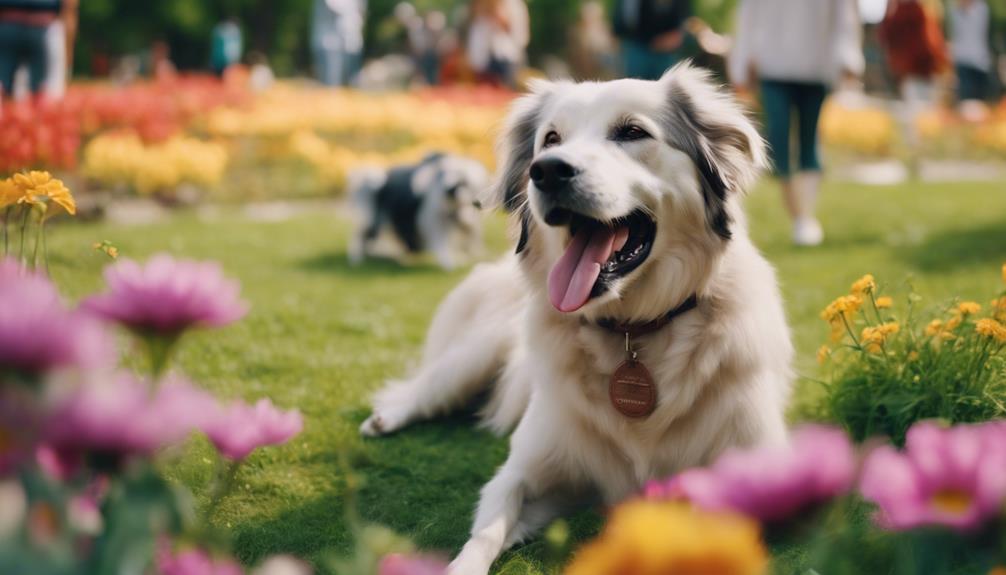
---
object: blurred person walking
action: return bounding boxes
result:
[730,0,864,247]
[879,0,947,104]
[568,1,616,80]
[210,17,243,77]
[0,0,61,98]
[612,0,690,80]
[466,0,528,88]
[950,0,993,102]
[878,0,947,170]
[313,0,366,86]
[42,0,73,97]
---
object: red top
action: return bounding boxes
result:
[879,2,948,80]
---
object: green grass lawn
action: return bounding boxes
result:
[45,178,1006,573]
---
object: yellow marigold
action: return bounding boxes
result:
[13,171,76,218]
[925,319,943,337]
[993,298,1006,321]
[875,296,894,309]
[564,501,767,575]
[989,567,1006,575]
[817,345,831,364]
[976,319,1006,344]
[851,274,877,296]
[821,295,863,323]
[946,315,963,331]
[957,301,982,315]
[0,177,22,209]
[861,322,900,353]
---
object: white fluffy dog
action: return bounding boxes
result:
[361,63,793,575]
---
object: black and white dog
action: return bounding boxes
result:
[348,153,489,270]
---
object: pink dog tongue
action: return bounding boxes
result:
[548,226,628,312]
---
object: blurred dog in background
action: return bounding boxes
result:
[348,153,489,270]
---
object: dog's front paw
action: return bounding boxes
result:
[447,552,491,575]
[359,406,410,437]
[359,412,389,437]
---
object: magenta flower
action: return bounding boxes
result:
[860,421,1006,531]
[0,259,113,376]
[378,553,448,575]
[646,425,856,522]
[203,399,303,460]
[35,444,82,482]
[46,373,221,459]
[82,254,248,336]
[158,545,244,575]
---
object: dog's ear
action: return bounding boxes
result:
[484,80,554,213]
[660,62,767,240]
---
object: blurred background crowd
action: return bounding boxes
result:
[2,0,1006,246]
[1,0,1002,97]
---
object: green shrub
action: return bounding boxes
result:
[817,269,1006,445]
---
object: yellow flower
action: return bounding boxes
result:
[946,315,963,331]
[976,319,1006,344]
[817,345,832,364]
[851,274,876,296]
[957,301,982,316]
[0,177,23,209]
[908,351,920,361]
[993,298,1006,321]
[12,171,76,218]
[925,319,943,337]
[564,501,767,575]
[861,322,900,353]
[821,295,863,324]
[875,296,894,309]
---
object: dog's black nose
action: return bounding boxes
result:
[529,157,578,193]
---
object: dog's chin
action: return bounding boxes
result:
[541,207,656,314]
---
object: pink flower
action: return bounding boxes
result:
[203,399,303,460]
[860,421,1006,531]
[378,553,448,575]
[82,254,248,336]
[0,259,113,376]
[646,426,856,522]
[35,444,82,481]
[46,373,221,459]
[158,545,244,575]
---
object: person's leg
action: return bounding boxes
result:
[791,81,828,245]
[956,64,974,101]
[648,48,679,81]
[759,79,797,218]
[0,22,22,95]
[24,25,49,95]
[621,39,648,79]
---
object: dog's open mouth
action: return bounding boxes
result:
[546,209,656,313]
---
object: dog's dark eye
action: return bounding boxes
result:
[612,124,651,142]
[543,131,562,148]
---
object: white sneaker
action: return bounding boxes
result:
[793,217,824,246]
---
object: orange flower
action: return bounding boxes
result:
[564,501,767,575]
[13,171,76,218]
[0,177,22,209]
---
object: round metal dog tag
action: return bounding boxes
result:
[609,360,656,418]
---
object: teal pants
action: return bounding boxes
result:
[760,79,827,177]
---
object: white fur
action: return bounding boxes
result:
[348,156,488,270]
[361,65,793,575]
